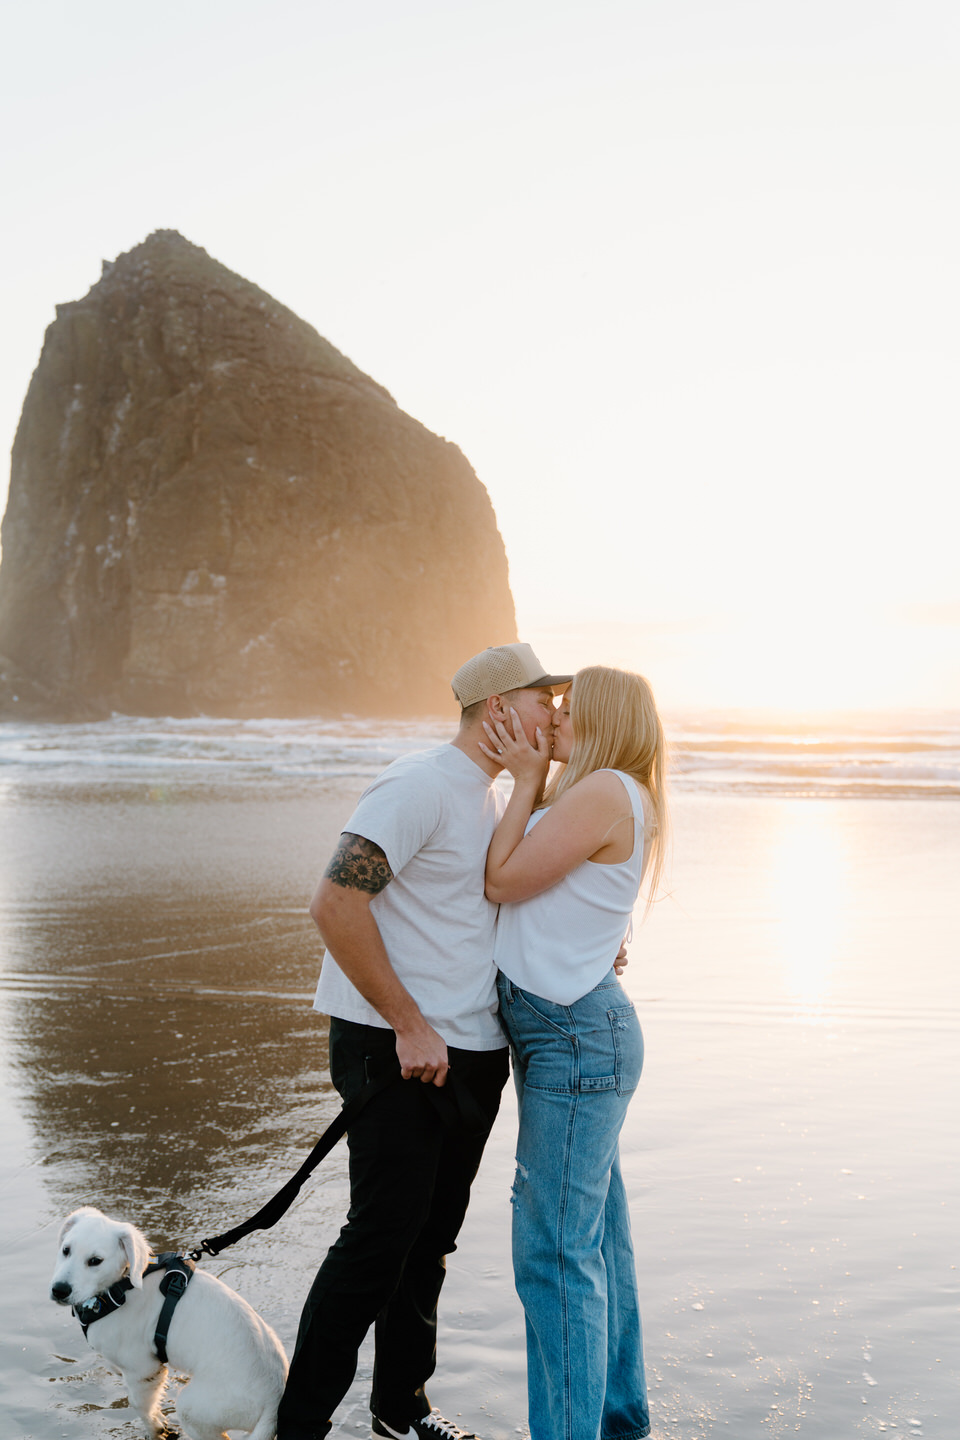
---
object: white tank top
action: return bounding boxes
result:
[494,770,646,1006]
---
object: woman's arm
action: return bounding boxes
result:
[481,710,633,904]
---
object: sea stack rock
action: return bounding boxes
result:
[0,231,516,718]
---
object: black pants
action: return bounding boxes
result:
[278,1018,509,1432]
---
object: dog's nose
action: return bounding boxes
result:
[51,1282,72,1303]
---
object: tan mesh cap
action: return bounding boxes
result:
[451,643,573,708]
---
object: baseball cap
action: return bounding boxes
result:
[451,643,573,708]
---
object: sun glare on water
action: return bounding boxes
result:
[768,805,848,1017]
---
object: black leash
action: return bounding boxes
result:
[188,1060,403,1260]
[186,1056,490,1263]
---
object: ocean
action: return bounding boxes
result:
[1,707,957,798]
[1,710,957,1438]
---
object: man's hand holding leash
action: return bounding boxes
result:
[394,1014,450,1086]
[310,832,450,1088]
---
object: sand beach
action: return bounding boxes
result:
[1,714,958,1438]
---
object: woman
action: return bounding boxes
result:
[479,665,667,1440]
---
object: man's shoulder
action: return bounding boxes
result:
[354,743,493,814]
[352,746,450,815]
[374,743,486,787]
[372,745,449,787]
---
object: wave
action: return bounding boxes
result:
[667,709,960,798]
[1,711,958,799]
[0,716,452,789]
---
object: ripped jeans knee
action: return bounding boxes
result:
[510,1157,529,1205]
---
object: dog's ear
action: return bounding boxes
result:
[58,1206,103,1244]
[117,1223,152,1288]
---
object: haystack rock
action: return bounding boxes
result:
[0,231,516,719]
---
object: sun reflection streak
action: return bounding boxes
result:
[0,784,19,1050]
[769,805,848,1019]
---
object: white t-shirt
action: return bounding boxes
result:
[313,744,507,1051]
[494,770,646,1006]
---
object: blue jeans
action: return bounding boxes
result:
[497,971,650,1440]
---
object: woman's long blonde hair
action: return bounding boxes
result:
[542,665,669,908]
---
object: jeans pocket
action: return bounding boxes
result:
[505,991,578,1093]
[607,1004,644,1095]
[514,989,574,1039]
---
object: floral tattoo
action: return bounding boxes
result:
[324,832,394,894]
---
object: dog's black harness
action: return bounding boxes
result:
[73,1252,195,1364]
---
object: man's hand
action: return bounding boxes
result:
[396,1020,450,1087]
[313,833,447,1080]
[614,940,629,977]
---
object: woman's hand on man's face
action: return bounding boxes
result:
[479,707,552,785]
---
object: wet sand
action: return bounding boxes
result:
[1,774,958,1438]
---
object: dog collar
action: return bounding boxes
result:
[73,1277,135,1337]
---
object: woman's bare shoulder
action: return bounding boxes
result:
[571,768,650,816]
[560,769,635,808]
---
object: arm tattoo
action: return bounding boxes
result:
[324,832,394,895]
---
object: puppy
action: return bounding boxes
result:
[51,1206,288,1440]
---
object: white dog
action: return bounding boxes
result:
[50,1206,288,1440]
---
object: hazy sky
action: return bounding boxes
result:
[2,0,958,710]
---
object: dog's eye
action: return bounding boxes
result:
[86,1256,103,1267]
[62,1245,70,1257]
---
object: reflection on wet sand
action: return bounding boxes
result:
[10,902,334,1244]
[0,777,349,1209]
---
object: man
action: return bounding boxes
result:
[277,643,571,1440]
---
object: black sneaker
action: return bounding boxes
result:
[371,1410,480,1440]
